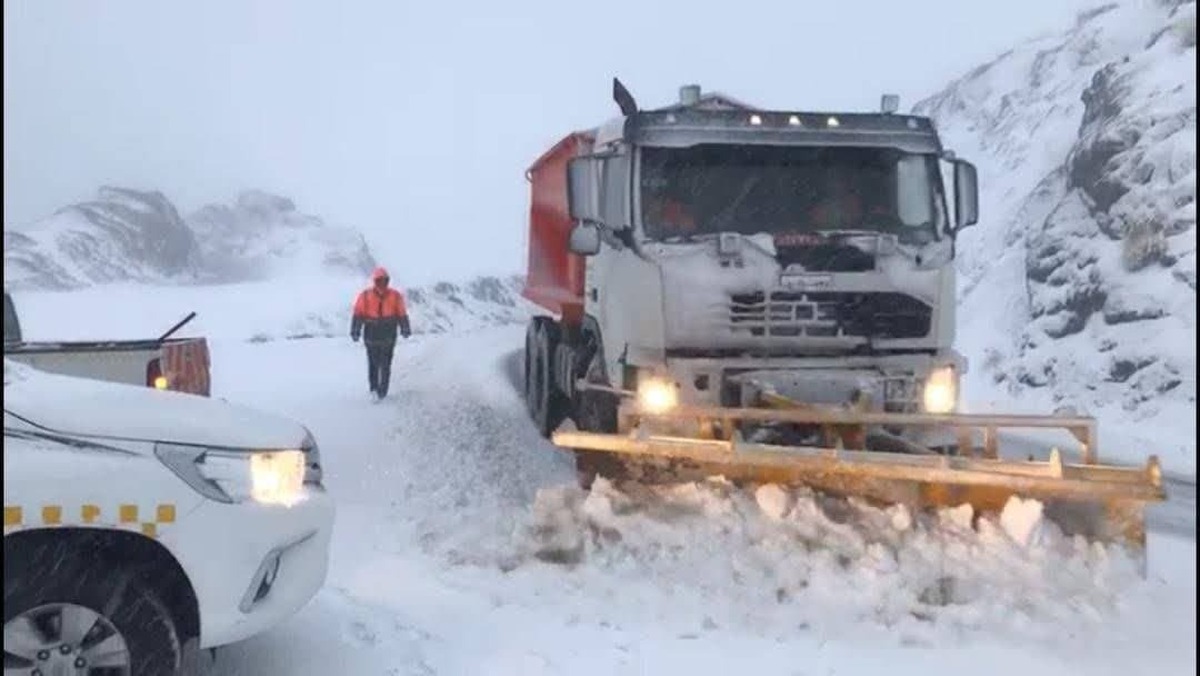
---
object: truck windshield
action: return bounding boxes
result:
[639,145,946,244]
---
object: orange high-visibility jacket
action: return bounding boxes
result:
[351,287,411,344]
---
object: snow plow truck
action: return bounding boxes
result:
[520,79,1165,558]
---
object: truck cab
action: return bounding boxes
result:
[523,82,980,453]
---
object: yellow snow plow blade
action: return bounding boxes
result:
[554,404,1166,557]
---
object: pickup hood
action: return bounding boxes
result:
[3,359,307,450]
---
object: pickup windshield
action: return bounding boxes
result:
[639,145,947,244]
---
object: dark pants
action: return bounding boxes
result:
[365,341,396,396]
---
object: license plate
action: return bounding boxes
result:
[779,273,833,290]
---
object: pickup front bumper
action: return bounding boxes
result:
[161,487,335,649]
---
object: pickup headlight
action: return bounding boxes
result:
[156,443,307,507]
[922,366,958,414]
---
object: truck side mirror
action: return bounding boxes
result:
[953,159,979,230]
[568,222,602,256]
[566,157,603,224]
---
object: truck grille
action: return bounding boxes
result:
[729,291,931,339]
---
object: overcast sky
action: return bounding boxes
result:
[4,0,1097,285]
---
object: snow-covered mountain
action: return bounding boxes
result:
[3,185,536,342]
[3,187,375,290]
[915,2,1195,442]
[188,190,375,283]
[4,187,203,291]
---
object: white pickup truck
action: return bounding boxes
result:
[3,359,335,675]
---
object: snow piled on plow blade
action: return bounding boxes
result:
[517,477,1144,645]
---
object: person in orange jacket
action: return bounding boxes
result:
[350,267,412,399]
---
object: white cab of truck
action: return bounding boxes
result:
[2,359,335,675]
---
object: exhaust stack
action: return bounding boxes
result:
[679,84,701,106]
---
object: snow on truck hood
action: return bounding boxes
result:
[3,359,308,450]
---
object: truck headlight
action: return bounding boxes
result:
[156,443,307,507]
[922,366,958,414]
[637,377,679,415]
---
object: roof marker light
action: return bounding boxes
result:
[788,115,802,126]
[749,114,763,126]
[826,116,840,128]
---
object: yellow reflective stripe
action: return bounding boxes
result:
[3,503,178,540]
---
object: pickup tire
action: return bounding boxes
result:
[4,542,182,676]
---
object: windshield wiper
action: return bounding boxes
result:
[707,176,760,233]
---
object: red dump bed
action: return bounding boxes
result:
[523,131,594,315]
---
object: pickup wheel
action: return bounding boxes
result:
[4,544,182,676]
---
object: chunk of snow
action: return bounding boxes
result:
[999,496,1046,548]
[754,484,791,521]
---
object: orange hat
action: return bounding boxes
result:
[372,267,389,281]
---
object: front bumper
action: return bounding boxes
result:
[162,487,335,648]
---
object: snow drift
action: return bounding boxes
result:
[915,1,1196,473]
[3,186,376,290]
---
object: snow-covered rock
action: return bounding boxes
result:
[914,0,1195,470]
[188,189,375,282]
[3,187,376,290]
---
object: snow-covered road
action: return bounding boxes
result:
[201,327,1194,675]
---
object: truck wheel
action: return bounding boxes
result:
[523,321,540,418]
[530,322,568,438]
[4,545,182,676]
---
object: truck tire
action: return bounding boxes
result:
[530,321,568,438]
[4,542,182,676]
[523,320,540,418]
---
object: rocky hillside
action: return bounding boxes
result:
[915,1,1195,432]
[3,187,375,290]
